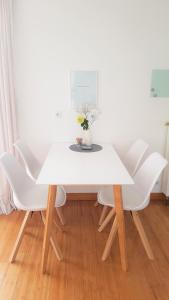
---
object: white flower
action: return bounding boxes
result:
[86,109,100,126]
[75,105,101,128]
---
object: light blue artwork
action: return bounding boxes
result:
[71,71,98,110]
[151,70,169,97]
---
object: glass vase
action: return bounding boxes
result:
[82,129,92,146]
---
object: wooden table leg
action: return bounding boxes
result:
[41,185,57,273]
[113,185,127,271]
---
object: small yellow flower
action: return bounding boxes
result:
[76,114,85,124]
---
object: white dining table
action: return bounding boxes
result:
[37,142,134,273]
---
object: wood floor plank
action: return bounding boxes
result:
[0,201,168,299]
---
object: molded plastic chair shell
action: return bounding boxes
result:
[0,153,66,211]
[123,139,149,176]
[14,140,41,181]
[98,152,168,211]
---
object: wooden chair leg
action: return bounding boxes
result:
[40,211,63,232]
[10,211,31,263]
[98,208,115,232]
[53,219,64,232]
[131,211,154,260]
[102,216,118,261]
[50,233,63,261]
[99,206,109,225]
[40,211,63,261]
[56,207,65,225]
[94,201,99,207]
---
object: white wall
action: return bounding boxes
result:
[13,0,169,192]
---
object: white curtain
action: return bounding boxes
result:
[0,0,17,213]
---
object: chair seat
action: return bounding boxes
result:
[98,185,148,211]
[14,185,66,211]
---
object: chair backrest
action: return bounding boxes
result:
[0,152,35,209]
[123,139,149,176]
[133,152,168,209]
[14,140,41,180]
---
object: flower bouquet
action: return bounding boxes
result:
[76,106,99,147]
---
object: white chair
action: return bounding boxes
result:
[98,152,168,261]
[98,139,149,226]
[122,139,149,176]
[0,152,67,263]
[14,139,41,181]
[14,139,65,225]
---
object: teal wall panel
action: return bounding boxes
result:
[151,70,169,97]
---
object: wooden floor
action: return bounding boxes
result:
[0,200,169,300]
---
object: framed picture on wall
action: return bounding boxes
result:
[70,71,98,111]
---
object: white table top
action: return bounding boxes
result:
[37,143,134,186]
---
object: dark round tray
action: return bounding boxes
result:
[69,144,103,153]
